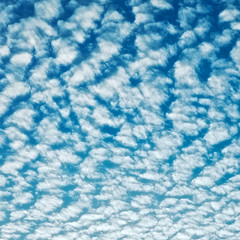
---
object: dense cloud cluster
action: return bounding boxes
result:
[1,0,240,239]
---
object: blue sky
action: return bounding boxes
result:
[1,0,240,239]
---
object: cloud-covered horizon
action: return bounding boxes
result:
[1,0,240,239]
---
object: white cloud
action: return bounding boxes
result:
[115,123,137,148]
[0,175,7,187]
[132,125,148,139]
[194,18,211,37]
[5,108,35,130]
[230,40,240,71]
[214,29,234,47]
[12,192,33,205]
[0,211,6,222]
[10,52,32,66]
[102,10,123,24]
[36,118,67,145]
[0,95,10,116]
[179,30,196,48]
[0,161,24,175]
[68,63,96,86]
[199,42,215,58]
[219,9,240,22]
[35,0,62,20]
[207,74,228,95]
[69,3,103,31]
[90,67,129,100]
[1,1,240,239]
[95,40,120,62]
[5,126,27,142]
[92,105,123,127]
[174,61,198,87]
[204,123,230,146]
[4,80,30,99]
[52,38,77,65]
[133,3,154,24]
[178,7,196,30]
[231,22,240,30]
[150,0,172,9]
[35,195,63,213]
[0,45,10,57]
[193,176,215,187]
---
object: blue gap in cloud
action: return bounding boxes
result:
[75,30,98,63]
[12,0,35,20]
[217,42,235,59]
[138,176,153,184]
[215,172,237,186]
[19,164,38,199]
[204,151,221,166]
[120,33,137,57]
[197,59,212,83]
[226,219,235,226]
[91,185,103,209]
[94,96,122,136]
[165,155,177,167]
[1,196,13,211]
[105,0,135,23]
[15,195,36,211]
[154,193,165,205]
[127,190,147,199]
[129,76,141,87]
[91,198,110,209]
[153,4,178,26]
[61,163,79,175]
[90,231,102,239]
[60,183,78,207]
[23,50,40,81]
[126,190,155,208]
[32,103,47,125]
[45,41,56,59]
[0,137,12,167]
[192,166,204,179]
[101,125,119,136]
[161,92,176,130]
[59,0,86,21]
[69,108,86,134]
[52,94,69,109]
[48,61,72,79]
[180,127,209,153]
[94,61,120,85]
[97,160,120,175]
[211,138,233,155]
[202,0,222,34]
[61,194,74,209]
[229,76,240,93]
[51,0,85,27]
[0,93,31,129]
[93,183,102,195]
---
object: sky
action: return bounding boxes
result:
[0,0,240,239]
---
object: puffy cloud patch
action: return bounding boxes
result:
[1,0,240,239]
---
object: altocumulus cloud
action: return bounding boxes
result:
[1,0,240,239]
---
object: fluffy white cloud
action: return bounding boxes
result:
[204,123,230,146]
[150,0,172,9]
[1,0,240,239]
[10,52,32,66]
[0,45,10,57]
[35,0,62,20]
[52,39,77,65]
[174,61,199,87]
[231,40,240,71]
[5,108,35,130]
[219,9,240,22]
